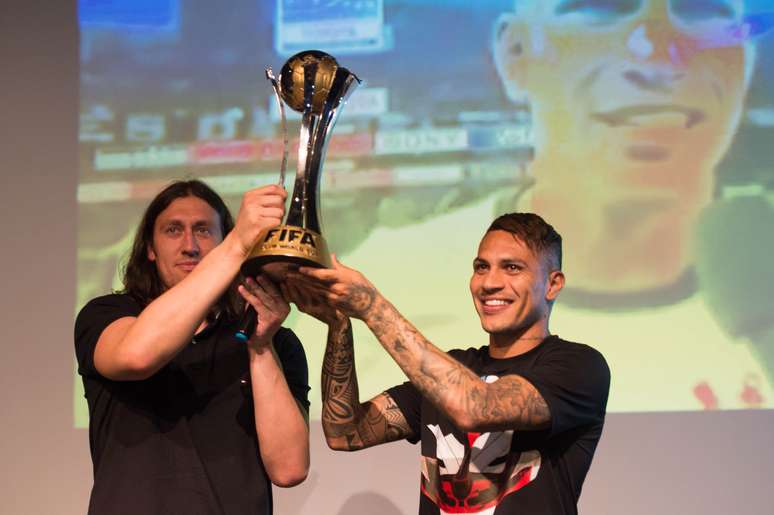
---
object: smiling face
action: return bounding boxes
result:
[494,0,751,291]
[497,0,749,177]
[470,230,564,349]
[148,196,223,290]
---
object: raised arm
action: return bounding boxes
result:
[93,185,286,381]
[356,295,549,433]
[283,282,415,451]
[292,258,551,433]
[238,275,309,487]
[320,319,414,450]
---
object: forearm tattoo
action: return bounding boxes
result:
[321,322,413,450]
[366,296,551,432]
[346,284,376,317]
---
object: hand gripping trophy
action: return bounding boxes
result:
[242,50,361,279]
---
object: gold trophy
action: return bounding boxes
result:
[241,50,361,279]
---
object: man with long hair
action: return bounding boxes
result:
[286,213,610,514]
[75,180,309,514]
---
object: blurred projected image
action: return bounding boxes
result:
[76,0,774,424]
[487,1,774,411]
[494,0,750,292]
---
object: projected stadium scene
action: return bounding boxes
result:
[76,0,774,426]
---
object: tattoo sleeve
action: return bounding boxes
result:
[321,320,414,450]
[364,296,551,433]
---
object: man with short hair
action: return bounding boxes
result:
[287,213,610,514]
[75,180,309,514]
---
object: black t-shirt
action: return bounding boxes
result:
[387,335,610,515]
[74,293,310,515]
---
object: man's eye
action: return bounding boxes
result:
[196,227,212,236]
[165,226,181,234]
[555,0,641,20]
[506,264,522,273]
[671,0,737,22]
[473,263,488,272]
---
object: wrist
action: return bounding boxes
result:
[328,315,351,335]
[360,291,384,325]
[248,338,275,359]
[223,231,252,261]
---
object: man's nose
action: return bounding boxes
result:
[481,270,504,292]
[181,230,200,256]
[624,22,688,92]
[626,20,694,66]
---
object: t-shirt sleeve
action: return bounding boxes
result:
[385,381,423,444]
[274,327,311,412]
[518,342,610,437]
[385,348,474,444]
[74,294,142,378]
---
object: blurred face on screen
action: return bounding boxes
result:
[494,0,751,292]
[148,196,223,290]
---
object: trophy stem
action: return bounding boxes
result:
[285,71,360,234]
[286,112,322,233]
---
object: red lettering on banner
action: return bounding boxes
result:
[188,133,373,166]
[327,133,373,157]
[189,140,258,164]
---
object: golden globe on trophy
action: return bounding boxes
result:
[241,50,361,280]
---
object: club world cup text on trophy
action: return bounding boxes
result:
[241,50,361,279]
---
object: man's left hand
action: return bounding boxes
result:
[238,274,290,349]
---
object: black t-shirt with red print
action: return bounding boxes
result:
[387,335,610,515]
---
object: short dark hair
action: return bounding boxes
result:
[487,212,562,271]
[120,179,241,318]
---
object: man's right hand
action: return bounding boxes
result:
[289,255,380,322]
[231,184,287,258]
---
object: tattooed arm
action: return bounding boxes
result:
[282,280,415,451]
[320,319,415,450]
[362,296,549,432]
[291,257,551,434]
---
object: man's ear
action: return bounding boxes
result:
[545,270,565,302]
[147,244,156,262]
[492,13,531,103]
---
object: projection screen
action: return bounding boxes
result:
[76,0,774,425]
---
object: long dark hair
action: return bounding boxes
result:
[120,180,242,318]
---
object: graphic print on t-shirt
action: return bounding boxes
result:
[420,375,541,514]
